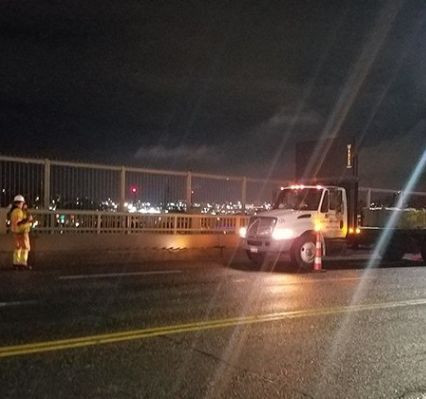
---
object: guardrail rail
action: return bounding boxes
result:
[26,209,250,235]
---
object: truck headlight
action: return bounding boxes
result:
[272,227,294,240]
[239,227,247,238]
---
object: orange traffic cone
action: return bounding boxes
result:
[313,231,324,272]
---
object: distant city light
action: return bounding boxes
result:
[30,188,278,220]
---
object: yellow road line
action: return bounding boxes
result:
[1,298,425,359]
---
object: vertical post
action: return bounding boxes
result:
[0,208,7,234]
[366,189,372,208]
[120,166,126,212]
[241,177,247,212]
[43,159,51,209]
[173,215,178,234]
[97,213,101,234]
[186,171,192,210]
[235,216,241,235]
[50,212,55,235]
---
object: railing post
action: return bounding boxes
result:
[241,177,247,212]
[50,212,55,234]
[120,166,126,212]
[0,208,7,234]
[235,216,242,235]
[173,215,178,234]
[97,213,101,234]
[192,214,201,231]
[43,159,51,209]
[186,171,192,210]
[366,189,372,208]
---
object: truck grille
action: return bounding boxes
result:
[247,217,277,239]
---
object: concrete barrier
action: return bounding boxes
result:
[0,232,245,269]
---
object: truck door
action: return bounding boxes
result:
[321,188,346,238]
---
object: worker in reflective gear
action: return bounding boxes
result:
[9,195,33,270]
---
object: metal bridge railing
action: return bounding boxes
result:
[27,209,249,235]
[358,187,426,208]
[1,154,425,212]
[0,154,287,211]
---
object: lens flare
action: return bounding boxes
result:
[316,148,426,396]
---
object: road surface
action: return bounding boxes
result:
[0,255,425,398]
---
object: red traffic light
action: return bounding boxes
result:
[130,186,137,194]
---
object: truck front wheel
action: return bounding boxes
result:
[291,233,317,271]
[246,250,266,266]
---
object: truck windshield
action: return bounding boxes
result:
[273,188,323,211]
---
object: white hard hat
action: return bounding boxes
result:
[13,195,25,203]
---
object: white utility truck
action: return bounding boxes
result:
[240,180,426,269]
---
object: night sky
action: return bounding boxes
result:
[1,1,425,189]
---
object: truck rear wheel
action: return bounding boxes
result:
[291,233,317,271]
[381,244,405,262]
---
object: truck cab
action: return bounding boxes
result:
[240,184,349,269]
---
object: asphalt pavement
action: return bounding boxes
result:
[0,255,425,399]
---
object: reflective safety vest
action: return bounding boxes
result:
[10,208,31,234]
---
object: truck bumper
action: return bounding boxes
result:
[242,237,294,254]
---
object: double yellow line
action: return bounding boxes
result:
[1,298,425,359]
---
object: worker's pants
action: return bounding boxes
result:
[13,233,30,266]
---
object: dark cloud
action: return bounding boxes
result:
[359,120,426,190]
[262,107,323,131]
[0,1,425,188]
[135,144,223,170]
